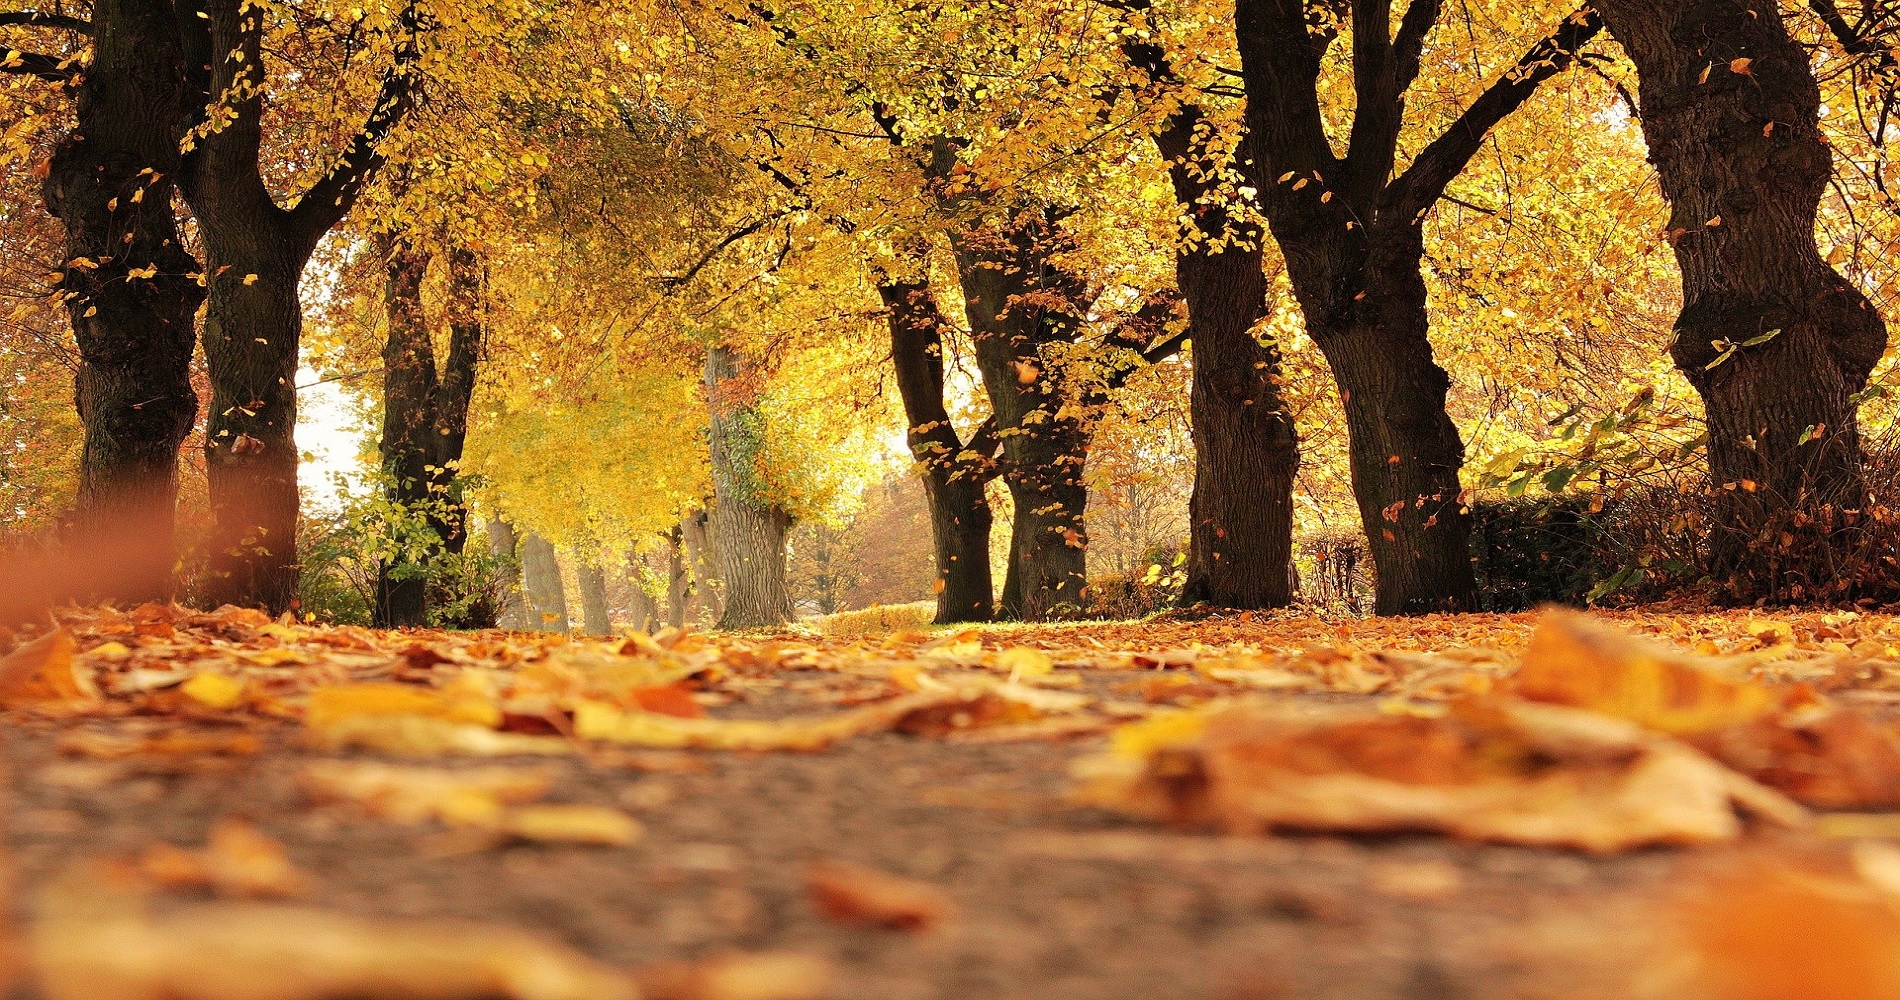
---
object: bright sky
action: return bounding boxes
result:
[296,364,367,512]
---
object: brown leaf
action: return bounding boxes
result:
[1514,609,1778,735]
[638,951,832,1000]
[32,864,637,1000]
[1074,697,1806,852]
[805,859,953,931]
[0,631,94,706]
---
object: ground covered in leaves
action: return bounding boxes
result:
[6,605,1900,999]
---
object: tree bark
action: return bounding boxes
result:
[665,524,690,629]
[705,346,795,629]
[486,515,528,629]
[371,237,484,627]
[877,275,997,623]
[681,510,721,624]
[577,560,611,636]
[625,552,661,633]
[1234,1,1601,613]
[25,0,204,602]
[1150,94,1299,608]
[519,531,569,632]
[1592,0,1889,600]
[943,202,1092,621]
[178,0,419,612]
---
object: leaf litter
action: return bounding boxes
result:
[15,603,1900,995]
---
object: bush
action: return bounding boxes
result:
[1467,496,1619,611]
[295,477,508,628]
[813,601,936,635]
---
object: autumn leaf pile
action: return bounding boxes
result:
[12,605,1900,996]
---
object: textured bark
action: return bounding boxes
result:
[625,553,661,634]
[878,276,997,623]
[519,531,569,632]
[577,561,611,636]
[681,510,721,624]
[178,0,418,612]
[944,203,1092,621]
[1234,1,1600,613]
[371,238,484,627]
[705,347,796,630]
[1593,0,1889,598]
[486,516,528,629]
[29,0,204,602]
[1133,57,1299,608]
[665,525,690,629]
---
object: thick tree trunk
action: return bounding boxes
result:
[705,347,795,630]
[1307,228,1477,615]
[41,0,204,602]
[519,531,569,632]
[877,277,996,623]
[1593,0,1888,600]
[1155,118,1299,610]
[1233,0,1598,613]
[577,561,611,636]
[486,515,528,629]
[178,0,417,612]
[946,208,1092,621]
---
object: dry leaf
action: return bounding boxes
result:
[638,951,832,1000]
[307,714,570,757]
[573,687,1050,751]
[1074,697,1806,852]
[1514,609,1778,735]
[301,761,554,826]
[32,864,638,1000]
[497,804,643,846]
[138,821,306,899]
[0,631,94,706]
[805,859,953,931]
[58,727,260,759]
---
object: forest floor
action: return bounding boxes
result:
[2,606,1899,1000]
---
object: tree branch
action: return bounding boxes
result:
[0,46,71,81]
[286,2,425,245]
[656,212,785,289]
[1386,6,1601,227]
[0,10,88,31]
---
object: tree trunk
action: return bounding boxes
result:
[1309,228,1478,615]
[705,346,795,630]
[577,560,611,636]
[1593,0,1889,600]
[681,510,721,624]
[625,552,661,633]
[486,515,528,629]
[1160,128,1299,609]
[1233,0,1599,613]
[39,0,204,603]
[372,236,432,628]
[945,207,1092,621]
[665,525,690,629]
[519,531,569,632]
[371,238,484,627]
[178,0,418,612]
[877,276,996,623]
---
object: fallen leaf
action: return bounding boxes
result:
[0,631,94,706]
[638,951,832,1000]
[1074,697,1806,852]
[497,804,643,846]
[32,863,638,1000]
[58,727,261,759]
[805,859,953,931]
[301,761,553,826]
[180,674,246,711]
[1515,609,1778,735]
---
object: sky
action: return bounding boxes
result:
[296,365,367,512]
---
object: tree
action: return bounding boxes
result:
[1591,0,1890,600]
[178,0,423,612]
[1233,0,1602,613]
[878,270,1000,623]
[4,2,204,601]
[1121,19,1300,609]
[371,233,483,627]
[705,344,796,629]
